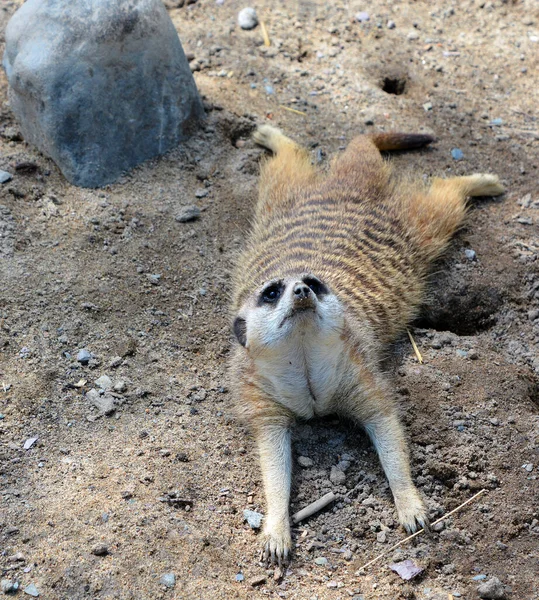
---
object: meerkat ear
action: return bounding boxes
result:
[233,317,247,347]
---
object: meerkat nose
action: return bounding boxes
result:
[293,283,311,300]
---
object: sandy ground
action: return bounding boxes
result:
[1,1,538,599]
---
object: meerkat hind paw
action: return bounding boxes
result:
[396,494,430,534]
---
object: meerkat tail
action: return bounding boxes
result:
[451,174,505,197]
[253,125,298,154]
[370,132,436,151]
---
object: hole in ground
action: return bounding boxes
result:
[381,76,407,95]
[417,283,504,336]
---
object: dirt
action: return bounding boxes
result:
[1,1,538,599]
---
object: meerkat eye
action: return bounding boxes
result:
[303,276,328,297]
[260,282,283,304]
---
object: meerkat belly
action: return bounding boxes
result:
[256,336,345,419]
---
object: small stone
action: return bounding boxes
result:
[464,248,476,261]
[389,559,423,580]
[343,549,353,561]
[473,575,488,581]
[243,509,263,529]
[387,20,396,29]
[314,557,328,566]
[456,349,468,358]
[109,356,122,368]
[238,7,258,30]
[423,102,433,111]
[249,575,266,587]
[86,389,116,416]
[376,530,387,543]
[432,521,445,532]
[298,456,314,468]
[0,170,13,183]
[159,573,176,588]
[235,572,244,582]
[330,466,346,486]
[23,437,38,450]
[113,381,127,393]
[176,205,201,223]
[477,577,506,599]
[91,544,109,556]
[195,188,208,198]
[490,118,503,126]
[407,31,420,40]
[451,148,464,160]
[23,583,39,597]
[528,309,539,321]
[7,553,25,563]
[95,375,113,390]
[1,579,19,594]
[523,463,534,472]
[77,349,92,364]
[355,11,370,22]
[147,274,161,285]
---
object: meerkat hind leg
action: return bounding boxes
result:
[253,125,317,212]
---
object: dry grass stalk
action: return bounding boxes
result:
[279,105,307,116]
[260,20,271,47]
[407,328,424,364]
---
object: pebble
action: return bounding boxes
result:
[243,509,263,529]
[77,348,92,364]
[387,20,396,29]
[314,557,328,566]
[528,309,539,321]
[238,7,258,30]
[477,577,506,599]
[176,205,200,223]
[343,549,353,561]
[24,583,39,597]
[249,575,266,587]
[423,102,433,111]
[113,381,127,393]
[0,170,13,183]
[235,572,244,582]
[23,437,38,450]
[490,118,503,126]
[407,31,420,40]
[522,463,534,472]
[467,349,479,360]
[456,349,468,358]
[159,573,176,588]
[1,580,19,594]
[195,188,208,198]
[298,456,314,468]
[355,11,370,22]
[389,559,423,580]
[464,248,476,261]
[109,356,122,368]
[376,530,387,543]
[329,466,346,485]
[95,375,113,390]
[91,544,109,556]
[451,148,464,160]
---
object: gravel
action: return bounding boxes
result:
[237,7,258,30]
[329,466,346,485]
[243,509,263,529]
[76,349,92,364]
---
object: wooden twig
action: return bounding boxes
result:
[279,105,307,116]
[407,329,423,364]
[292,492,336,523]
[356,488,487,573]
[260,20,271,47]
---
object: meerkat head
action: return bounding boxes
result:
[233,273,344,351]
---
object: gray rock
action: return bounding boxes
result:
[314,557,328,566]
[77,349,92,364]
[298,456,314,468]
[1,579,19,594]
[176,205,201,223]
[113,380,127,393]
[238,7,258,30]
[91,544,109,556]
[387,20,396,29]
[464,248,477,261]
[159,573,176,589]
[243,509,263,529]
[3,0,203,188]
[86,388,116,416]
[0,170,13,183]
[23,583,39,597]
[355,11,370,22]
[477,577,506,599]
[330,466,346,485]
[95,375,113,390]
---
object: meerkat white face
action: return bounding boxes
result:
[233,274,344,352]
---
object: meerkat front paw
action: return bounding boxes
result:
[261,521,292,566]
[394,488,429,533]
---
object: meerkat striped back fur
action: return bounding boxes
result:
[230,125,504,565]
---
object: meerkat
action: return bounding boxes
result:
[229,125,504,565]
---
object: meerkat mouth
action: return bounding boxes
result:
[279,305,317,328]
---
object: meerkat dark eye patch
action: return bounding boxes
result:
[303,276,328,297]
[259,281,284,305]
[233,317,247,346]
